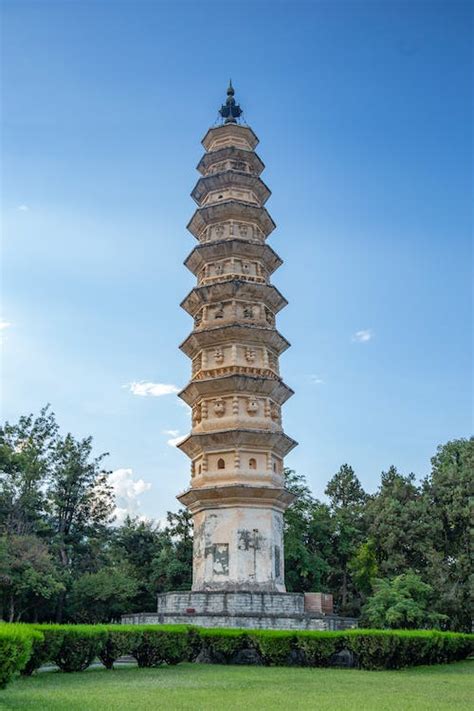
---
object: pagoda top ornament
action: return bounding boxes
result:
[219,80,243,124]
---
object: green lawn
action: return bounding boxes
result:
[0,661,472,711]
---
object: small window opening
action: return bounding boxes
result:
[249,458,257,470]
[217,458,225,470]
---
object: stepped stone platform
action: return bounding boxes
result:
[122,591,358,631]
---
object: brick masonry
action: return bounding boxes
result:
[121,591,358,631]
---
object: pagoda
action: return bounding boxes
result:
[123,85,357,630]
[176,82,297,593]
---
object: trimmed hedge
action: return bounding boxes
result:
[52,625,108,672]
[21,624,65,676]
[0,624,42,688]
[131,625,192,668]
[346,629,474,670]
[0,623,472,688]
[99,626,142,670]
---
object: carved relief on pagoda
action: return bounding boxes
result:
[190,394,282,434]
[191,344,280,380]
[192,300,274,330]
[199,220,264,244]
[203,158,253,177]
[191,449,284,486]
[197,258,267,286]
[202,188,259,207]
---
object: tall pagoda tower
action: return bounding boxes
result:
[177,83,297,593]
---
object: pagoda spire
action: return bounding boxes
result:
[219,80,243,124]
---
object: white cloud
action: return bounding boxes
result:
[352,329,373,343]
[0,320,12,345]
[17,204,30,212]
[109,468,152,524]
[164,431,186,447]
[310,374,325,385]
[126,381,179,397]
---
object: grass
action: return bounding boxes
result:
[0,661,472,711]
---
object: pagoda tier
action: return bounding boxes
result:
[187,200,276,242]
[184,240,283,281]
[177,84,297,593]
[179,374,294,407]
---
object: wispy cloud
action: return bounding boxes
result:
[310,374,325,385]
[126,381,179,397]
[0,320,12,344]
[352,329,373,343]
[109,468,151,525]
[17,204,30,212]
[162,429,186,447]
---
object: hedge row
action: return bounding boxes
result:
[0,624,42,689]
[1,624,473,688]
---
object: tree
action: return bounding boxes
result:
[151,509,193,593]
[422,438,473,631]
[349,539,378,600]
[360,572,447,629]
[367,466,429,577]
[0,406,58,536]
[0,535,64,622]
[112,516,167,611]
[46,433,114,620]
[284,470,332,593]
[70,567,139,623]
[325,465,368,614]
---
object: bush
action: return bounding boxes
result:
[198,628,260,665]
[52,625,107,672]
[0,624,42,688]
[255,631,298,666]
[99,626,143,670]
[197,628,473,670]
[345,629,474,670]
[21,625,65,676]
[296,631,346,667]
[131,626,191,667]
[1,624,471,684]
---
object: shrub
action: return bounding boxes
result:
[21,625,65,676]
[0,624,42,688]
[99,626,143,670]
[295,631,346,667]
[198,628,259,665]
[53,625,107,672]
[131,626,191,667]
[255,631,298,666]
[345,629,474,670]
[1,624,471,682]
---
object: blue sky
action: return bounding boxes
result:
[2,0,472,522]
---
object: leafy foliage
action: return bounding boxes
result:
[0,624,42,687]
[360,573,448,629]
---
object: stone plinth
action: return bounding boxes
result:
[121,591,358,631]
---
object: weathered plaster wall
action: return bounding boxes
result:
[192,506,285,592]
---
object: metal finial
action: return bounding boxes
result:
[219,81,242,124]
